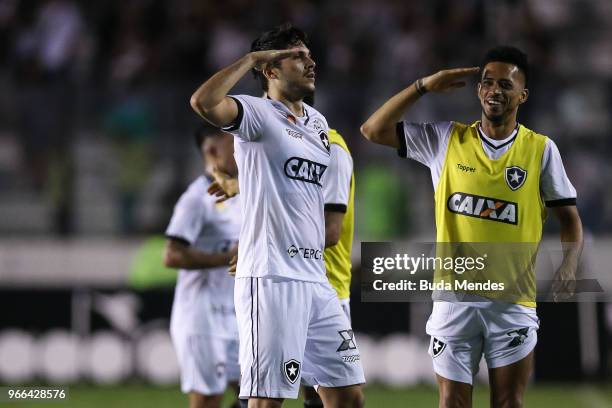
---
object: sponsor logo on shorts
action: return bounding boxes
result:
[432,337,446,357]
[342,354,361,363]
[507,328,529,347]
[283,359,301,384]
[447,192,518,225]
[284,157,328,186]
[336,330,357,352]
[287,245,323,260]
[505,166,527,191]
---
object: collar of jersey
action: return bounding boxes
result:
[477,123,519,150]
[266,95,310,124]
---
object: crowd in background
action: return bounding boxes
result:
[0,0,611,238]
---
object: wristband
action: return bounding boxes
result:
[415,78,428,96]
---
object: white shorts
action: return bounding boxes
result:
[171,333,240,395]
[339,297,351,322]
[235,277,365,399]
[426,301,539,384]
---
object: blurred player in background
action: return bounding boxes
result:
[190,23,365,407]
[163,123,241,408]
[361,46,583,407]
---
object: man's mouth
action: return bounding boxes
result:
[486,98,504,107]
[305,72,315,79]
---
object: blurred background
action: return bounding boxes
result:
[0,0,611,406]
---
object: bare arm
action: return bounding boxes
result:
[190,48,302,127]
[360,67,480,147]
[163,239,237,269]
[551,205,584,301]
[325,211,345,248]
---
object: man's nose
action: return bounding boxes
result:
[305,56,316,69]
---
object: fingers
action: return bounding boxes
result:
[445,67,480,77]
[253,47,302,70]
[215,195,230,204]
[228,255,238,276]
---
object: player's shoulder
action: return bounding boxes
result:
[230,94,276,114]
[179,176,211,206]
[302,102,329,129]
[328,128,351,153]
[518,124,549,146]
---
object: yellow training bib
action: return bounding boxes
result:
[434,122,547,307]
[325,129,355,299]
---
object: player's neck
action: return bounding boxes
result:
[267,89,304,117]
[480,116,518,140]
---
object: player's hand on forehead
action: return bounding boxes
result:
[250,47,305,71]
[422,67,480,93]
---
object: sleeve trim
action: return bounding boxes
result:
[396,122,407,157]
[165,235,192,246]
[545,198,577,207]
[324,203,348,213]
[222,96,244,132]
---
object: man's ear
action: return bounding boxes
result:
[519,88,529,104]
[476,82,481,96]
[263,63,279,81]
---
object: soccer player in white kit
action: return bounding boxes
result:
[190,24,365,408]
[164,124,241,408]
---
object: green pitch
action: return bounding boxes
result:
[7,384,612,407]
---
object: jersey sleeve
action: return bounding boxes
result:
[165,190,207,245]
[222,94,267,142]
[396,121,453,167]
[323,144,353,213]
[540,139,577,206]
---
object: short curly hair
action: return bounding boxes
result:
[480,46,530,87]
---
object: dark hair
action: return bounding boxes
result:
[480,46,530,87]
[250,23,309,91]
[193,122,223,151]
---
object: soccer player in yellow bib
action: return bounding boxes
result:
[302,128,355,408]
[361,46,583,408]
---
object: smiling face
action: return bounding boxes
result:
[478,62,529,124]
[265,43,316,100]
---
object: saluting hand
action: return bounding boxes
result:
[421,67,480,93]
[249,47,303,71]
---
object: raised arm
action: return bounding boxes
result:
[190,49,301,127]
[360,67,480,147]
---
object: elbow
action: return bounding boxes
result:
[163,249,181,269]
[190,94,205,116]
[360,122,375,142]
[360,121,383,144]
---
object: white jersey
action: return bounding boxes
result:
[225,95,331,282]
[166,176,241,338]
[397,121,577,205]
